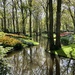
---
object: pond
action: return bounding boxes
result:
[1,36,75,75]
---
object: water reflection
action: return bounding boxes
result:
[2,37,75,75]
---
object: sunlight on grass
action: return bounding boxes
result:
[52,44,75,59]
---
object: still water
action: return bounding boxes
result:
[1,36,75,75]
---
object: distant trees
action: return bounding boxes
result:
[0,0,74,40]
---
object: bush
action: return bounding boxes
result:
[13,43,23,50]
[61,37,69,45]
[0,36,22,47]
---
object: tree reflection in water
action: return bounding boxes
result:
[3,37,75,75]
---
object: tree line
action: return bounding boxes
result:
[0,0,75,50]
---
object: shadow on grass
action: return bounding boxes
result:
[52,45,75,59]
[51,48,67,58]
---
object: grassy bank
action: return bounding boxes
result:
[0,32,39,58]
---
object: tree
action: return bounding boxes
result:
[3,0,7,32]
[12,0,15,33]
[20,0,26,35]
[55,0,62,49]
[14,0,19,34]
[48,0,55,50]
[28,0,32,37]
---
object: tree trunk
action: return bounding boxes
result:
[15,1,19,34]
[12,0,15,33]
[29,0,32,37]
[49,0,54,50]
[55,0,62,49]
[1,18,3,31]
[20,0,26,35]
[74,7,75,34]
[15,8,19,34]
[3,0,6,32]
[46,0,49,36]
[7,18,9,32]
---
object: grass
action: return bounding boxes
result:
[52,44,75,59]
[18,38,39,46]
[6,33,28,39]
[0,32,39,48]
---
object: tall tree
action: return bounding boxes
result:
[46,0,49,36]
[55,0,62,49]
[49,0,55,50]
[12,0,15,33]
[3,0,6,32]
[15,0,19,34]
[28,0,32,37]
[20,0,26,35]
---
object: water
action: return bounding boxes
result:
[1,37,75,75]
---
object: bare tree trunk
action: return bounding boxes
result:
[15,7,19,34]
[46,0,49,36]
[1,18,4,31]
[14,0,19,34]
[29,0,32,37]
[3,0,6,32]
[74,7,75,34]
[49,0,54,50]
[7,18,9,32]
[55,0,62,49]
[12,0,15,33]
[20,0,26,35]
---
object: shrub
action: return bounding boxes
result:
[0,36,22,47]
[13,43,23,50]
[61,37,69,45]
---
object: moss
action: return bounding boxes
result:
[52,44,75,59]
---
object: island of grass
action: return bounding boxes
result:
[0,32,39,58]
[51,44,75,59]
[51,32,75,59]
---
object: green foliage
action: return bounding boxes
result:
[19,38,39,46]
[52,44,75,59]
[0,32,6,37]
[0,59,11,75]
[61,37,69,45]
[0,46,13,58]
[61,34,74,45]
